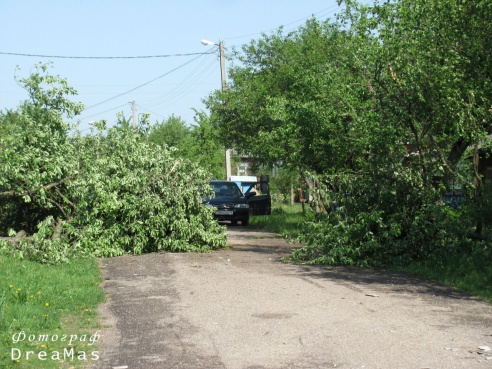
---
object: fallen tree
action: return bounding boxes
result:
[0,64,226,263]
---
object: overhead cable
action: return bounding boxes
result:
[226,4,342,41]
[78,103,130,123]
[0,51,214,59]
[142,54,217,109]
[135,104,166,120]
[84,51,215,111]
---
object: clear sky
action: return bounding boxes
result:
[1,0,350,132]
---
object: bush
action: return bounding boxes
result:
[292,171,469,267]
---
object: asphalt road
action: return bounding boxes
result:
[94,227,492,369]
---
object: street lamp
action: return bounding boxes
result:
[200,39,215,46]
[201,39,226,92]
[202,38,231,180]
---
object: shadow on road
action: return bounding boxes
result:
[295,264,480,301]
[226,227,486,304]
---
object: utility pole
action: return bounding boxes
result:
[219,40,226,93]
[132,100,137,129]
[219,40,231,180]
[201,38,230,180]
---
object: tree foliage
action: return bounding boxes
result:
[0,64,226,263]
[148,114,193,155]
[206,0,492,266]
[148,111,226,179]
[189,110,226,180]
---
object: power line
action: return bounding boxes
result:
[142,54,217,110]
[84,51,215,111]
[1,6,343,61]
[3,5,345,127]
[0,51,214,59]
[75,103,130,129]
[135,104,167,121]
[225,4,342,41]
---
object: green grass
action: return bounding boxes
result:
[0,255,105,369]
[398,254,492,304]
[250,203,313,237]
[251,203,492,304]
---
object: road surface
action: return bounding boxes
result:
[94,227,492,369]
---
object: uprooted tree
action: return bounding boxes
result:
[0,64,226,263]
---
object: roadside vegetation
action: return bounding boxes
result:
[249,203,312,238]
[401,255,492,303]
[0,256,104,369]
[0,64,226,263]
[1,0,491,365]
[251,204,492,304]
[207,0,492,270]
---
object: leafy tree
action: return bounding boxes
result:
[0,64,83,237]
[189,110,226,180]
[0,65,226,263]
[147,111,226,179]
[206,0,492,266]
[148,114,193,156]
[366,0,492,187]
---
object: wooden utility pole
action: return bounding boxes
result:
[219,40,226,92]
[132,100,137,129]
[291,183,295,205]
[218,40,231,180]
[202,38,230,179]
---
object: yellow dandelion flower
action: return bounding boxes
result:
[45,302,49,307]
[9,284,13,289]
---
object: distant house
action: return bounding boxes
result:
[228,149,254,178]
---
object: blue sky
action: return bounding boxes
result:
[1,0,350,132]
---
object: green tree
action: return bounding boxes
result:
[146,111,226,179]
[148,114,193,156]
[365,0,492,187]
[189,110,226,180]
[0,65,226,263]
[206,0,492,266]
[207,19,385,207]
[0,64,83,236]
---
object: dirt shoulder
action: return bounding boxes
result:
[94,227,492,369]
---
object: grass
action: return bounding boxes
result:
[251,203,492,304]
[250,203,313,237]
[0,255,105,369]
[399,254,492,303]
